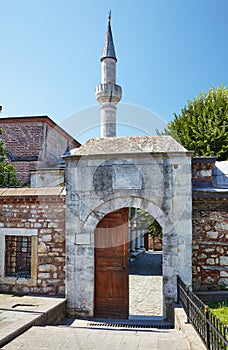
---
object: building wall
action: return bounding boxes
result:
[30,169,64,188]
[43,123,75,167]
[1,121,43,159]
[0,117,80,185]
[192,194,228,291]
[0,190,65,295]
[6,160,40,186]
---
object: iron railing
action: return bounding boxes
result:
[177,276,228,350]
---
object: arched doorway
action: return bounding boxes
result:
[94,208,129,318]
[94,206,164,320]
[129,209,163,319]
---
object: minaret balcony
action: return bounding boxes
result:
[95,83,122,103]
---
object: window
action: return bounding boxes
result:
[5,236,31,278]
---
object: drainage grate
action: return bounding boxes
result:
[87,322,173,329]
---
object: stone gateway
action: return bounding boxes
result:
[65,136,193,321]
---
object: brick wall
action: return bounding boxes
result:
[192,156,217,188]
[0,189,66,295]
[192,195,228,291]
[0,116,80,185]
[1,121,43,158]
[6,159,40,185]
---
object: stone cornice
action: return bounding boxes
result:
[64,151,194,162]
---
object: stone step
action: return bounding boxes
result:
[0,295,66,348]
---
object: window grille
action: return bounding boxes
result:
[5,236,31,278]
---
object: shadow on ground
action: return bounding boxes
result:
[129,251,162,276]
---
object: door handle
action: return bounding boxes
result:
[107,265,126,271]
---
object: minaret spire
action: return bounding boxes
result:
[101,11,116,62]
[95,13,122,137]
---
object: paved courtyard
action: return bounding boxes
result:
[129,251,163,318]
[1,251,192,350]
[2,321,191,350]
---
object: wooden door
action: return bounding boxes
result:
[94,208,129,319]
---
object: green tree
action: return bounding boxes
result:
[0,129,22,187]
[138,209,162,241]
[161,86,228,160]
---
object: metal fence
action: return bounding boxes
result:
[177,276,228,350]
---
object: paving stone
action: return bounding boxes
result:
[1,252,192,350]
[2,325,191,350]
[129,251,163,317]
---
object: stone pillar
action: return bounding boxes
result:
[135,218,141,250]
[140,230,145,249]
[129,213,135,252]
[129,207,137,252]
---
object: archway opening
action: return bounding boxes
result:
[129,208,163,320]
[94,206,163,320]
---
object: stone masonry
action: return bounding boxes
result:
[0,187,65,295]
[65,136,193,321]
[192,195,228,291]
[192,157,228,291]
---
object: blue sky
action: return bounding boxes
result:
[0,0,227,143]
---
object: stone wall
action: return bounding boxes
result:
[0,188,65,295]
[192,194,228,291]
[30,169,64,188]
[192,156,217,188]
[65,136,193,321]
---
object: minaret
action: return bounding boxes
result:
[95,12,122,137]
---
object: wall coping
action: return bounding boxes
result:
[65,151,194,161]
[193,187,228,198]
[192,156,218,164]
[0,187,65,197]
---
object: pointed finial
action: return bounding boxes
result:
[108,10,111,22]
[101,10,116,61]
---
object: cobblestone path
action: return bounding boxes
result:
[129,251,163,317]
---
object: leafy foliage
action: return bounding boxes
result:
[137,209,162,239]
[0,129,22,187]
[160,86,228,160]
[209,300,228,325]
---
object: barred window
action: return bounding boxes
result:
[5,236,31,278]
